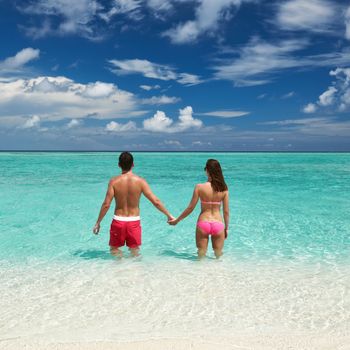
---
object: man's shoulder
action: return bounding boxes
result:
[132,174,146,184]
[109,173,145,185]
[109,175,121,182]
[108,175,123,185]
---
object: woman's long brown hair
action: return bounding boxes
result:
[205,159,228,192]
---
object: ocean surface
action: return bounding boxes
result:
[0,152,349,343]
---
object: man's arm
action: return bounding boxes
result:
[93,179,115,234]
[223,191,229,239]
[169,185,199,225]
[141,179,173,220]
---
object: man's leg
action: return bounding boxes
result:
[126,221,141,257]
[109,219,126,258]
[129,247,140,257]
[110,246,122,258]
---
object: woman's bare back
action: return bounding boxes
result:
[197,182,227,222]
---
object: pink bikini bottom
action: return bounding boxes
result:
[197,221,225,235]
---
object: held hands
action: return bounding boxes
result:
[168,218,179,225]
[92,223,100,235]
[167,215,179,226]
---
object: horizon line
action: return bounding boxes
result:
[1,150,350,153]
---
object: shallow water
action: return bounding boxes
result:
[0,152,349,342]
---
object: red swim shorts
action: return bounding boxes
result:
[109,216,141,249]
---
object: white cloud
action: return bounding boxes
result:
[100,0,143,22]
[22,20,52,40]
[67,119,81,128]
[318,86,337,106]
[328,69,350,110]
[139,84,160,91]
[163,139,182,146]
[281,91,295,99]
[200,110,249,118]
[235,79,270,87]
[177,73,204,85]
[17,0,252,44]
[19,0,104,40]
[0,76,144,126]
[276,0,337,33]
[142,95,180,105]
[178,106,202,129]
[147,0,173,13]
[0,48,40,72]
[192,141,212,146]
[163,0,244,44]
[346,7,350,40]
[106,120,137,132]
[330,67,350,84]
[303,68,350,112]
[108,58,202,86]
[165,21,198,44]
[303,103,317,113]
[262,117,350,137]
[81,82,115,98]
[28,76,72,93]
[214,38,306,86]
[14,0,349,46]
[109,59,176,80]
[143,110,173,132]
[143,106,202,133]
[213,37,350,86]
[22,115,40,129]
[263,117,325,126]
[18,0,197,41]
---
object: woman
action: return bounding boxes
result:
[169,159,229,258]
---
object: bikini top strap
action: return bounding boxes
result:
[201,200,221,205]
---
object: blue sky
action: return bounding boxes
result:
[0,0,350,151]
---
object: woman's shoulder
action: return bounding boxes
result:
[195,182,210,189]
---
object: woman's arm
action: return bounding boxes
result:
[223,190,229,238]
[169,185,200,225]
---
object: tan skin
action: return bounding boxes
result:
[93,165,174,257]
[169,170,229,258]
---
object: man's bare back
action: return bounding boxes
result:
[111,173,143,217]
[92,152,173,255]
[111,172,163,217]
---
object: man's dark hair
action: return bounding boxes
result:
[119,151,133,171]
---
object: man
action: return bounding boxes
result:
[93,151,173,256]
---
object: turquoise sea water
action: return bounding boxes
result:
[0,152,349,343]
[1,152,349,263]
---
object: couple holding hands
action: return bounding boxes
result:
[93,152,229,258]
